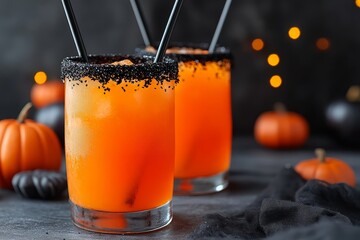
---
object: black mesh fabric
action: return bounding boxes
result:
[190,167,360,239]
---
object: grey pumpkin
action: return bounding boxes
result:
[12,170,67,199]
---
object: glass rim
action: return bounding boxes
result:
[61,54,179,83]
[136,42,232,63]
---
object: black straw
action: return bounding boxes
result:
[61,0,88,62]
[208,0,232,53]
[154,0,184,63]
[130,0,152,47]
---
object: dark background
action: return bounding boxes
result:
[1,0,360,136]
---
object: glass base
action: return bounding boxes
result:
[174,171,228,195]
[70,200,172,234]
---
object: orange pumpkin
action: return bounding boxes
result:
[31,80,65,108]
[254,103,309,149]
[0,103,62,189]
[295,148,356,187]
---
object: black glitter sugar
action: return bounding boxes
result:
[61,55,179,90]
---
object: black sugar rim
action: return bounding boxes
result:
[61,54,179,84]
[136,42,232,64]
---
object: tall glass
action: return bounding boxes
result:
[61,55,178,233]
[141,44,232,195]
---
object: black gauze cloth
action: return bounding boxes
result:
[266,220,360,240]
[190,167,360,239]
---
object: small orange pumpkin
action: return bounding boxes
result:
[295,148,356,187]
[0,103,62,189]
[254,103,309,149]
[31,80,65,108]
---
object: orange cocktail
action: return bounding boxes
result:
[174,47,232,194]
[143,45,232,195]
[61,55,178,233]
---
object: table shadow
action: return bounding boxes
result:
[225,170,272,195]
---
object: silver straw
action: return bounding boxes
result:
[208,0,232,53]
[154,0,184,63]
[130,0,152,47]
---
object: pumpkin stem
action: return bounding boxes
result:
[17,102,33,123]
[346,86,360,102]
[274,102,286,113]
[315,148,326,163]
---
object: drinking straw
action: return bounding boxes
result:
[130,0,152,47]
[208,0,232,53]
[154,0,184,63]
[125,0,184,207]
[61,0,89,62]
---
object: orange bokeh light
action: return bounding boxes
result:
[252,38,264,51]
[288,26,301,40]
[270,75,282,88]
[356,0,360,7]
[316,38,330,51]
[267,54,280,67]
[34,71,47,85]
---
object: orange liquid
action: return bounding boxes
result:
[175,59,232,178]
[65,78,175,212]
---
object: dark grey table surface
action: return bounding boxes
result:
[0,137,359,240]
